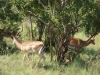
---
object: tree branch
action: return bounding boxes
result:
[37,0,46,10]
[26,10,49,26]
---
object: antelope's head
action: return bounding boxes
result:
[11,34,20,44]
[89,38,95,45]
[11,28,23,44]
[11,30,22,44]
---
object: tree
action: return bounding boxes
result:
[0,0,100,64]
[14,0,100,64]
[0,0,23,54]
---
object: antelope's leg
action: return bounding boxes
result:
[22,54,26,65]
[72,47,78,61]
[35,55,42,67]
[72,52,77,61]
[42,54,46,67]
[72,47,76,61]
[25,53,32,67]
[35,53,45,67]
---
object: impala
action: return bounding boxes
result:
[67,38,95,49]
[67,37,95,60]
[11,34,45,68]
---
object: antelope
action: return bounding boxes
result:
[67,37,95,61]
[11,34,45,68]
[67,38,95,49]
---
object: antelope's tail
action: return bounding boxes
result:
[38,45,44,54]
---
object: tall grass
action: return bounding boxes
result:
[0,32,100,75]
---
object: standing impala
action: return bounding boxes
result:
[67,37,95,60]
[11,34,45,67]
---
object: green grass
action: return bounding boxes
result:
[0,51,100,75]
[0,32,100,75]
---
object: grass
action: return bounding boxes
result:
[0,32,100,75]
[0,51,100,75]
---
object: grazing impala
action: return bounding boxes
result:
[67,37,95,60]
[67,38,95,49]
[11,34,45,67]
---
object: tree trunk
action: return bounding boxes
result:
[30,16,34,40]
[38,22,45,41]
[57,37,68,64]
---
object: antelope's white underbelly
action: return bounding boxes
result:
[68,45,75,49]
[21,45,36,52]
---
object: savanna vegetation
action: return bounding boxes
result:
[0,0,100,75]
